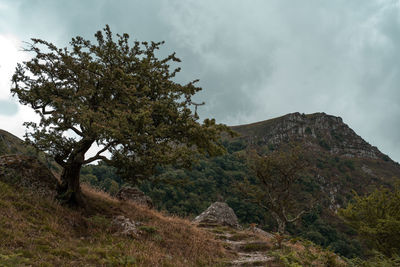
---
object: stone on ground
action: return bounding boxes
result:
[111,215,140,237]
[193,202,240,228]
[116,186,153,208]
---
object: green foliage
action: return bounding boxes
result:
[140,152,263,220]
[0,141,6,155]
[319,139,331,150]
[268,249,303,267]
[339,187,400,256]
[11,25,230,201]
[346,253,400,267]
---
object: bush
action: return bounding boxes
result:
[339,187,400,256]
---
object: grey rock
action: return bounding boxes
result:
[111,215,140,237]
[193,202,240,228]
[232,112,386,160]
[250,226,275,239]
[116,187,153,208]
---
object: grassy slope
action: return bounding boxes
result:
[0,182,229,267]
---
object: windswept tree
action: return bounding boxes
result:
[11,25,229,206]
[239,146,313,233]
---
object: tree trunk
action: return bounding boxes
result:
[57,139,93,207]
[57,160,85,206]
[276,218,286,234]
[271,211,286,234]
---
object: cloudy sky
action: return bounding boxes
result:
[0,0,399,161]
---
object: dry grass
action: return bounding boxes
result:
[0,181,231,266]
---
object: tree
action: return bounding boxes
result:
[339,187,400,256]
[239,146,312,233]
[11,25,229,206]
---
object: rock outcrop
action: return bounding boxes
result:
[231,112,387,160]
[193,202,240,228]
[116,187,153,208]
[0,154,59,197]
[111,215,140,237]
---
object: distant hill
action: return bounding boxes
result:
[0,129,28,155]
[231,112,388,160]
[0,129,61,173]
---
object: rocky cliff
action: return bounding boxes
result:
[231,112,388,161]
[230,112,400,214]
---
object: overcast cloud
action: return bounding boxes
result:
[0,0,399,161]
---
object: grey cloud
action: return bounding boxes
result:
[1,0,400,161]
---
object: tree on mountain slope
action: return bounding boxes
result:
[11,25,229,206]
[339,186,400,256]
[240,146,314,233]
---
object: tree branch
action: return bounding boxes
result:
[285,210,306,223]
[70,126,83,137]
[83,144,112,164]
[32,103,55,115]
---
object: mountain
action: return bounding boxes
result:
[231,112,388,160]
[231,112,400,210]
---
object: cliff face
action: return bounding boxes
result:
[231,112,387,160]
[230,112,400,214]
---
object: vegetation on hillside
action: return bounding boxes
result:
[239,146,313,234]
[339,187,400,257]
[0,180,229,266]
[80,141,365,258]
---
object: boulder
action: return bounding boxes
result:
[0,154,59,197]
[193,202,240,228]
[250,226,275,239]
[116,187,153,208]
[111,215,140,237]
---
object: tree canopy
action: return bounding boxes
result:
[339,187,400,256]
[11,25,229,206]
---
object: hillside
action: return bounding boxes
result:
[0,154,353,267]
[0,178,229,266]
[0,130,28,155]
[2,112,400,261]
[134,112,400,258]
[0,130,61,173]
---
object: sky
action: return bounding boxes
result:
[0,0,399,161]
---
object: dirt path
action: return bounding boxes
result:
[198,223,281,266]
